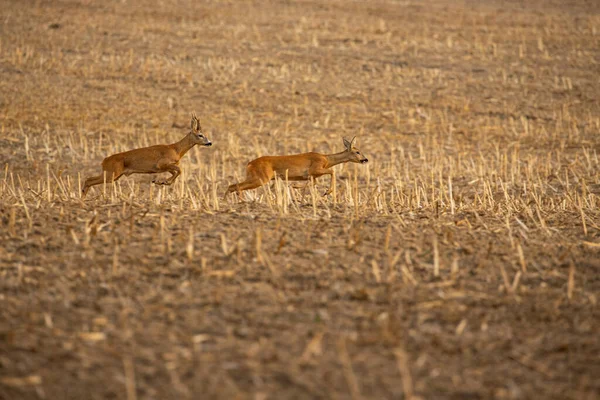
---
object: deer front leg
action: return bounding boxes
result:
[323,172,335,196]
[309,166,334,196]
[153,163,181,185]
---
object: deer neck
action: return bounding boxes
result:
[325,151,352,168]
[172,133,196,158]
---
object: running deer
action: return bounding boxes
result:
[224,137,368,199]
[82,113,212,198]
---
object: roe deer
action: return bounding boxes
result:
[224,137,368,199]
[82,113,212,198]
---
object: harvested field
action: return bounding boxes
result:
[1,0,600,399]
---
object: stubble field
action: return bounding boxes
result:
[1,0,599,399]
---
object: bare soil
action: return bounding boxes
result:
[1,0,599,399]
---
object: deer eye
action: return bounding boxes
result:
[355,151,360,154]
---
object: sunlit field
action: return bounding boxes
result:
[1,0,599,399]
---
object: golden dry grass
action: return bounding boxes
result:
[1,0,599,399]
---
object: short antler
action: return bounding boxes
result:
[82,113,212,198]
[191,112,201,132]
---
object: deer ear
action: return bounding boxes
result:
[343,137,352,150]
[350,136,356,147]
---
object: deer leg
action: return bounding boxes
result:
[224,172,272,200]
[223,184,234,199]
[323,172,335,196]
[308,167,334,196]
[224,165,272,200]
[224,178,265,199]
[82,170,122,198]
[239,179,265,192]
[82,175,104,198]
[291,181,310,190]
[153,163,181,186]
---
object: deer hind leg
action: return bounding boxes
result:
[152,162,181,186]
[223,178,266,200]
[224,165,272,199]
[82,169,123,198]
[237,178,267,192]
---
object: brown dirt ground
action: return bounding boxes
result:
[1,0,600,399]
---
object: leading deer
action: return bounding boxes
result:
[224,137,368,199]
[82,113,212,198]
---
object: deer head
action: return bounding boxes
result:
[343,137,368,164]
[190,112,212,147]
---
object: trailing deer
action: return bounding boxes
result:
[82,113,212,198]
[224,137,368,199]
